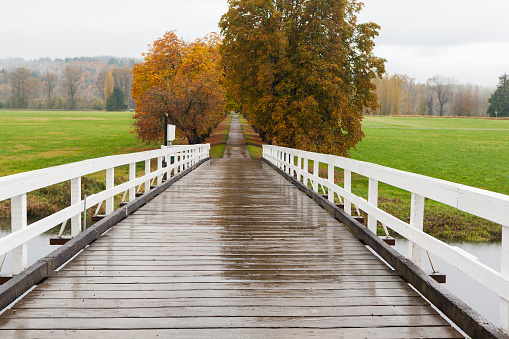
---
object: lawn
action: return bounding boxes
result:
[350,116,509,195]
[346,116,509,241]
[0,110,158,176]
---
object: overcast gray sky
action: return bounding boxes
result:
[1,0,507,86]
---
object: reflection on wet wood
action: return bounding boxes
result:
[0,117,462,338]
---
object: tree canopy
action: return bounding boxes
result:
[488,73,509,118]
[219,0,385,156]
[131,31,225,144]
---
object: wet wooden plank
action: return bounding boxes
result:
[0,315,453,329]
[53,269,397,277]
[12,296,430,309]
[24,288,420,299]
[0,113,461,337]
[2,305,443,318]
[0,328,464,339]
[41,275,404,284]
[29,281,409,290]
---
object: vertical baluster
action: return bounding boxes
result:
[157,156,163,185]
[145,159,151,192]
[313,159,319,192]
[367,179,378,234]
[165,154,171,179]
[501,226,509,332]
[344,170,352,215]
[304,158,308,187]
[297,156,302,182]
[409,193,425,266]
[328,163,334,203]
[71,177,81,237]
[287,152,291,175]
[11,194,27,275]
[106,168,114,215]
[129,163,136,202]
[290,152,295,177]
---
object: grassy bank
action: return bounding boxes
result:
[349,116,508,242]
[0,110,161,219]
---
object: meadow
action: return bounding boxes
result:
[1,111,507,241]
[351,116,509,195]
[0,110,157,176]
[348,116,509,241]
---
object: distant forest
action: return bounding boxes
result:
[372,74,495,117]
[0,56,140,111]
[0,56,499,117]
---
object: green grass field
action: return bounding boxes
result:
[1,111,507,241]
[346,116,509,242]
[350,116,509,195]
[0,111,158,176]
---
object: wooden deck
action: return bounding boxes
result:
[0,115,463,338]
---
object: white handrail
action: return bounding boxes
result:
[263,144,509,332]
[0,144,210,275]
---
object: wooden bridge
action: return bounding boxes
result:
[0,114,508,338]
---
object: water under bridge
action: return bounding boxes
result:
[0,114,508,338]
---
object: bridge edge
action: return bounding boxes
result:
[0,157,211,314]
[262,157,509,339]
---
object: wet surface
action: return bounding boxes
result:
[0,119,462,338]
[223,113,250,159]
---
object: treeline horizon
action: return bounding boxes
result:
[0,56,140,111]
[371,73,496,117]
[0,56,501,118]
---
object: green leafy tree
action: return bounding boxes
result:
[488,73,509,118]
[106,86,126,111]
[220,0,385,156]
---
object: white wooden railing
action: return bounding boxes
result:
[263,144,509,332]
[0,144,210,276]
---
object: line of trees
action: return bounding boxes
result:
[0,57,137,111]
[372,73,495,117]
[131,32,226,144]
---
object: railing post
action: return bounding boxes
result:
[129,163,136,202]
[11,194,27,275]
[501,225,509,332]
[344,170,352,215]
[165,154,172,179]
[106,168,114,215]
[368,178,378,234]
[313,159,319,192]
[328,163,334,203]
[297,155,302,182]
[409,193,425,266]
[157,156,163,185]
[303,157,309,187]
[287,152,293,176]
[71,177,81,237]
[145,159,151,192]
[288,152,292,175]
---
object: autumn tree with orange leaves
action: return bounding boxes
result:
[132,31,225,144]
[220,0,385,156]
